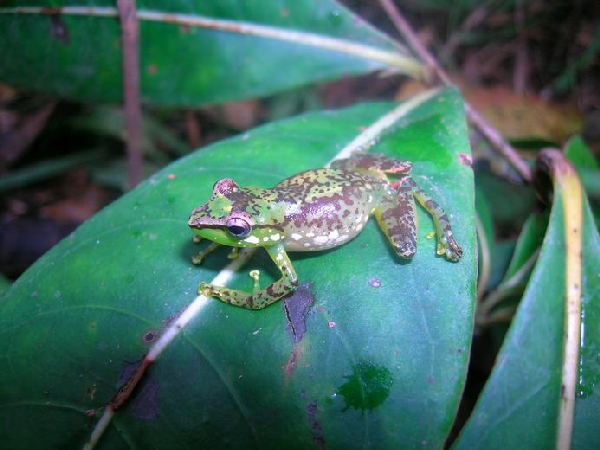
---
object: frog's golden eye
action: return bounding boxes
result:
[226,217,251,238]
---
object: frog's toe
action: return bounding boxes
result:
[437,236,463,262]
[198,282,216,297]
[249,270,261,293]
[227,247,239,260]
[397,244,416,259]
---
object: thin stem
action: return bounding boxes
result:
[117,0,143,188]
[377,0,533,182]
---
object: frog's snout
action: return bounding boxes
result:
[188,207,204,229]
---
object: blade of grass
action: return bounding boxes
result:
[0,149,107,192]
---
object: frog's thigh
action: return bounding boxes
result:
[374,188,417,259]
[200,243,298,310]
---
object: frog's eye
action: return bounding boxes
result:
[226,217,251,238]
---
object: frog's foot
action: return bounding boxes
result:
[198,244,299,309]
[436,232,463,262]
[193,235,202,244]
[227,247,240,260]
[198,277,298,309]
[192,242,220,265]
[406,177,463,262]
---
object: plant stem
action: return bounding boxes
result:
[377,0,533,182]
[117,0,143,188]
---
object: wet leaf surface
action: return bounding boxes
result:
[0,90,475,449]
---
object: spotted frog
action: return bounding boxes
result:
[188,152,462,309]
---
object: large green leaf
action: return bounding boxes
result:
[0,89,475,449]
[453,159,600,449]
[0,0,420,105]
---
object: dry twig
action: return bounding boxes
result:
[378,0,533,182]
[117,0,143,188]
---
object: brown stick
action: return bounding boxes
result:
[0,102,56,170]
[513,0,528,94]
[117,0,143,188]
[440,4,489,62]
[378,0,533,182]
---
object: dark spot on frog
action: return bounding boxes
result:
[338,361,393,412]
[89,322,96,330]
[306,402,326,450]
[142,331,157,345]
[283,283,314,344]
[50,15,70,44]
[132,230,143,238]
[118,360,159,420]
[125,274,135,284]
[368,277,381,288]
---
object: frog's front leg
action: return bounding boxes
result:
[404,177,463,262]
[192,237,220,265]
[198,243,298,309]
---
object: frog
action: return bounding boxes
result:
[188,152,463,310]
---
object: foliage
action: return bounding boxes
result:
[0,1,599,449]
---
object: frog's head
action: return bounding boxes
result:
[188,178,277,248]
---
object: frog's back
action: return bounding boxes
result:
[274,168,387,251]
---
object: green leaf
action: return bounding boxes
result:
[0,0,421,106]
[0,149,107,193]
[474,170,537,235]
[502,212,547,282]
[564,136,599,170]
[564,136,600,202]
[0,89,474,448]
[453,170,600,450]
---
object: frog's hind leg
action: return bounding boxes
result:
[405,177,463,262]
[373,184,418,259]
[331,153,412,175]
[199,243,298,310]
